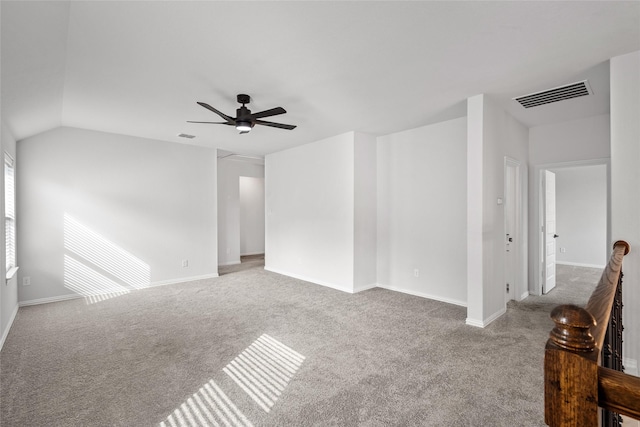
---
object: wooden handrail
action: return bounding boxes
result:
[585,240,629,351]
[544,240,636,427]
[598,366,640,419]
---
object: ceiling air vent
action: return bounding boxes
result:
[514,80,592,109]
[177,133,195,139]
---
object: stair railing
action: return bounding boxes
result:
[544,240,640,426]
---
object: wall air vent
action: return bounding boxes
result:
[513,80,592,109]
[178,133,195,139]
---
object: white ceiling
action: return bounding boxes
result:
[2,1,639,157]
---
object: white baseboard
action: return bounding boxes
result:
[466,307,507,328]
[149,273,219,288]
[262,270,469,303]
[484,307,507,326]
[556,261,605,269]
[19,293,82,307]
[264,266,354,293]
[0,303,19,351]
[465,318,485,328]
[18,273,220,308]
[240,252,264,257]
[377,284,467,307]
[219,260,241,266]
[353,283,377,293]
[519,291,530,301]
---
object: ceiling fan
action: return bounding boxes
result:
[188,94,296,134]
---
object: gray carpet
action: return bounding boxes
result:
[0,262,599,427]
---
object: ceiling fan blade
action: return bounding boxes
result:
[250,107,286,120]
[197,102,235,123]
[186,121,229,124]
[254,119,297,130]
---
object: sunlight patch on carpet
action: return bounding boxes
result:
[159,379,253,427]
[223,334,305,413]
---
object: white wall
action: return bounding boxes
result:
[265,132,355,292]
[239,176,265,256]
[377,117,467,305]
[217,157,264,266]
[554,165,607,268]
[467,96,484,323]
[17,127,218,304]
[467,95,529,327]
[354,133,377,292]
[529,114,611,166]
[0,122,18,350]
[484,96,529,323]
[528,114,610,293]
[610,50,640,371]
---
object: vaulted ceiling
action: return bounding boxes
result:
[2,1,639,156]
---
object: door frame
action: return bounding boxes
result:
[531,158,611,296]
[504,157,524,304]
[542,170,557,294]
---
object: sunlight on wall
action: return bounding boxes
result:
[64,255,131,303]
[63,214,150,304]
[159,379,253,427]
[223,334,305,413]
[64,214,150,288]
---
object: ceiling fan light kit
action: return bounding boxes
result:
[188,94,296,134]
[235,121,252,132]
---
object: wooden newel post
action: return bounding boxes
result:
[549,305,596,352]
[545,304,599,426]
[544,241,633,426]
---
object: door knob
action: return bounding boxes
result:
[553,234,559,238]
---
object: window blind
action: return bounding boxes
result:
[5,154,15,272]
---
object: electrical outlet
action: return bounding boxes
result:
[560,247,566,253]
[23,276,31,286]
[414,269,419,278]
[182,259,188,267]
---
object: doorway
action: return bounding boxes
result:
[504,157,524,303]
[542,170,557,294]
[239,176,265,257]
[534,159,610,296]
[216,152,265,271]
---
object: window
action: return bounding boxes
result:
[5,153,16,277]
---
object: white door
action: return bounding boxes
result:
[505,163,517,302]
[543,170,557,294]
